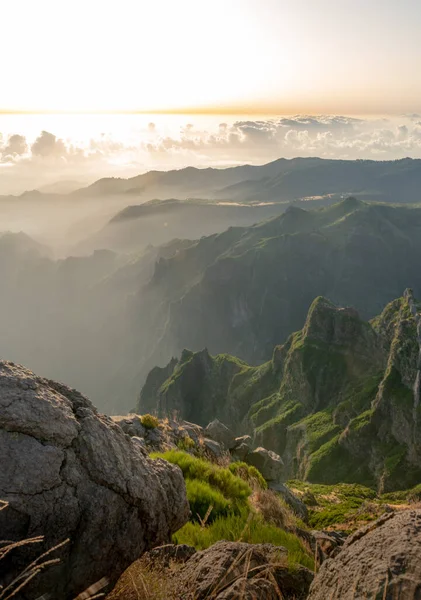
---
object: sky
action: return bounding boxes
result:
[1,0,421,194]
[2,0,421,114]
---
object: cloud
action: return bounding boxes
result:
[2,114,421,195]
[2,134,27,158]
[31,131,68,158]
[141,115,421,163]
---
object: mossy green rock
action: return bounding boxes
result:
[140,290,421,492]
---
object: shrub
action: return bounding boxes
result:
[152,450,251,503]
[140,414,159,429]
[229,462,267,490]
[176,435,196,451]
[185,479,230,523]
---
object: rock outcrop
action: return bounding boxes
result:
[308,510,421,599]
[173,541,313,599]
[0,361,189,600]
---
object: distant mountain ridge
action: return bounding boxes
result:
[130,198,421,384]
[139,290,421,492]
[71,157,421,204]
[2,157,421,206]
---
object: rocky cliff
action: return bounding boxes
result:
[139,291,421,492]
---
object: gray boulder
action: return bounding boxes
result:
[231,442,251,461]
[144,543,196,567]
[205,419,236,450]
[269,482,308,521]
[310,530,346,561]
[245,447,284,482]
[203,437,224,458]
[308,510,421,599]
[233,435,253,450]
[111,414,146,438]
[144,425,167,449]
[231,435,253,460]
[0,360,189,600]
[181,420,204,444]
[173,541,312,599]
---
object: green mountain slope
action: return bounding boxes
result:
[133,199,421,376]
[139,290,421,492]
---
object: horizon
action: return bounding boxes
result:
[2,112,421,196]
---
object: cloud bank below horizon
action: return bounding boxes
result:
[2,114,421,194]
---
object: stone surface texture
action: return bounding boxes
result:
[308,510,421,600]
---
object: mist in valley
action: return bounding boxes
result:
[2,146,421,414]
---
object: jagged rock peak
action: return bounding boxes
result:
[302,296,362,345]
[180,347,211,363]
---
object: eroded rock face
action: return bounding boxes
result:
[0,361,189,600]
[308,510,421,600]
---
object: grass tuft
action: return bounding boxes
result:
[140,414,160,429]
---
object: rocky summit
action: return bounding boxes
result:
[140,290,421,492]
[0,361,189,599]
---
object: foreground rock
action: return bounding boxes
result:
[308,510,421,599]
[0,361,189,600]
[245,447,284,482]
[173,541,313,599]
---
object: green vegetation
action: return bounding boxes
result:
[153,450,313,570]
[140,413,159,429]
[287,479,421,530]
[152,450,251,511]
[228,462,267,490]
[289,475,421,531]
[173,510,314,570]
[176,435,196,451]
[185,479,230,522]
[381,483,421,503]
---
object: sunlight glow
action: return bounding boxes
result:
[2,0,421,114]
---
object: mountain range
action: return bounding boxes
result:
[1,196,421,414]
[72,157,421,204]
[129,198,421,380]
[139,289,421,492]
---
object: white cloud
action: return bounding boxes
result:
[2,134,27,159]
[2,114,421,194]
